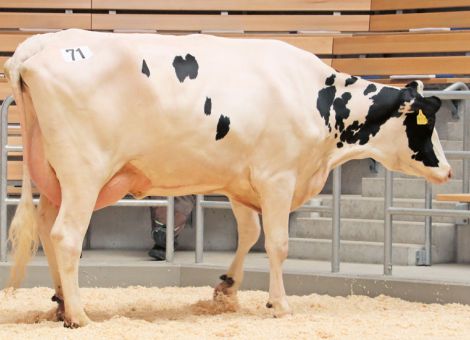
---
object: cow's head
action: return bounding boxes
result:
[372,81,451,184]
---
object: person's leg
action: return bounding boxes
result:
[149,195,196,260]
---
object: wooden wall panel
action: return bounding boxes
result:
[332,56,470,76]
[93,14,369,32]
[0,0,91,9]
[334,32,470,54]
[0,13,91,30]
[371,11,470,31]
[93,0,371,11]
[371,0,470,10]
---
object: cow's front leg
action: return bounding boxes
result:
[215,199,260,297]
[50,176,101,328]
[259,176,294,317]
[37,195,64,321]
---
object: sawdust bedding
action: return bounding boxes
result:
[1,286,470,339]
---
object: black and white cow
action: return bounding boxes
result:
[4,29,451,327]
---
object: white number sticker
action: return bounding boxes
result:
[61,46,93,62]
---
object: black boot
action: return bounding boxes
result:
[149,221,167,261]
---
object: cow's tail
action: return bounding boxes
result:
[3,33,52,288]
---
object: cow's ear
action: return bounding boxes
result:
[405,80,424,95]
[425,96,441,114]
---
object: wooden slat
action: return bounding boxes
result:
[0,32,32,53]
[92,14,369,32]
[8,161,23,181]
[0,0,91,9]
[332,56,470,76]
[8,135,22,144]
[7,136,23,157]
[7,106,20,124]
[93,0,371,11]
[334,31,470,54]
[0,79,12,100]
[0,56,9,74]
[371,11,470,31]
[219,34,333,54]
[0,13,91,30]
[7,185,39,195]
[372,0,470,10]
[436,194,470,203]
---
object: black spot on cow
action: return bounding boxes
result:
[402,95,441,167]
[216,115,230,140]
[363,83,377,95]
[334,92,352,132]
[345,76,358,87]
[337,142,343,148]
[317,85,336,132]
[340,87,402,146]
[141,59,150,77]
[325,74,336,86]
[204,97,212,115]
[172,54,199,82]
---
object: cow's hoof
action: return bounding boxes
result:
[63,320,80,329]
[51,294,65,322]
[63,313,92,328]
[267,299,292,318]
[213,274,235,298]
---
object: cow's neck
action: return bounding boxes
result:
[324,81,402,171]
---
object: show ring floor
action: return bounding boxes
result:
[1,250,470,304]
[2,251,470,339]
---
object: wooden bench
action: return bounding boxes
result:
[436,194,470,203]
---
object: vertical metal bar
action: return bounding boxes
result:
[463,99,470,193]
[424,181,433,265]
[195,194,204,263]
[384,169,393,275]
[165,196,174,262]
[331,166,341,272]
[1,96,14,262]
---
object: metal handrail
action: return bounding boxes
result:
[0,95,176,262]
[384,84,470,275]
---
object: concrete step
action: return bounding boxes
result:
[441,139,463,150]
[317,195,458,223]
[362,177,462,198]
[291,217,455,246]
[447,121,463,141]
[288,238,453,265]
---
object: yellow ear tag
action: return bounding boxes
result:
[417,109,428,125]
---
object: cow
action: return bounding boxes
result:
[4,29,451,327]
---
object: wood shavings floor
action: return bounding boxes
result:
[1,286,470,339]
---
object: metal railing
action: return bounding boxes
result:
[383,83,470,275]
[0,96,176,262]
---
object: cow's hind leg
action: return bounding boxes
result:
[50,176,102,328]
[37,195,64,321]
[215,199,260,297]
[258,176,294,317]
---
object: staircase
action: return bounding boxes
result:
[289,121,463,265]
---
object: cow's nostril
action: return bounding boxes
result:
[448,169,453,179]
